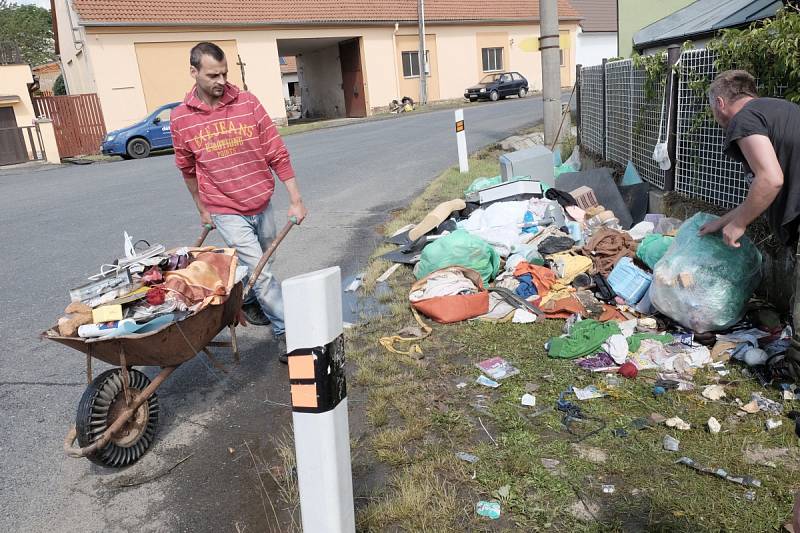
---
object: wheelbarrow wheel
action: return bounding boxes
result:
[76,368,160,467]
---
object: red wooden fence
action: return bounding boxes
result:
[32,94,107,158]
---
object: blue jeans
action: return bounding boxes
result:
[211,203,285,335]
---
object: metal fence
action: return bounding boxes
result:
[579,64,604,158]
[578,58,667,189]
[674,49,746,208]
[577,48,794,207]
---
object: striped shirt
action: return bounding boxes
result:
[171,83,295,215]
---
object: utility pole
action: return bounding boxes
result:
[417,0,427,105]
[540,0,561,148]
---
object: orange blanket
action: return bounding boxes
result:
[163,248,237,310]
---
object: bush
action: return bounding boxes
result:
[53,74,65,95]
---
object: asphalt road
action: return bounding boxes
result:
[0,94,561,532]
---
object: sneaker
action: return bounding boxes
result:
[276,334,288,364]
[242,302,271,326]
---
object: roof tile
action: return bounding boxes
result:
[72,0,581,25]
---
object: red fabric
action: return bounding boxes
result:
[171,83,295,215]
[410,267,489,324]
[513,262,556,296]
[619,362,638,379]
[146,287,166,305]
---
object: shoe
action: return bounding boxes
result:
[276,333,288,364]
[242,302,271,326]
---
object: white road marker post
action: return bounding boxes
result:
[455,108,469,173]
[282,266,355,533]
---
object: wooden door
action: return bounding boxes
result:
[0,107,27,166]
[339,39,367,118]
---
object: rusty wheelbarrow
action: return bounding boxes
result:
[42,219,296,467]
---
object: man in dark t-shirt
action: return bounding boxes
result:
[698,70,800,246]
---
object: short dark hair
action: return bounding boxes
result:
[190,42,225,70]
[708,70,757,104]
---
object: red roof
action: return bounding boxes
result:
[72,0,581,25]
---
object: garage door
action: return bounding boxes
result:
[134,40,245,113]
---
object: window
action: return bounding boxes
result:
[155,108,172,123]
[401,50,430,78]
[559,49,565,67]
[482,47,503,72]
[511,73,522,81]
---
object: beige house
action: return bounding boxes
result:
[54,0,582,131]
[0,56,60,165]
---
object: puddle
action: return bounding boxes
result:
[341,273,391,325]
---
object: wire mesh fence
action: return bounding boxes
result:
[604,59,633,167]
[675,49,747,208]
[579,64,604,158]
[630,64,668,189]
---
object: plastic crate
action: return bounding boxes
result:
[607,257,652,304]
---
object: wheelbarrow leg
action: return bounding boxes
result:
[230,325,240,364]
[86,345,94,384]
[65,365,178,458]
[202,348,229,374]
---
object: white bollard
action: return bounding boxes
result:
[455,108,469,173]
[282,266,355,533]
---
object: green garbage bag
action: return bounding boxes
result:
[650,212,762,333]
[414,230,500,285]
[464,175,502,196]
[636,234,674,269]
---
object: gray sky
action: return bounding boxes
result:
[14,0,51,8]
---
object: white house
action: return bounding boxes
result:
[572,0,618,66]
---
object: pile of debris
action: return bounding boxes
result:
[46,233,245,340]
[377,143,793,426]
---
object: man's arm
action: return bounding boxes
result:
[171,112,212,226]
[184,177,213,227]
[698,134,783,247]
[252,97,307,223]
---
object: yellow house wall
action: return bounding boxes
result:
[395,34,440,102]
[414,23,577,100]
[78,22,578,131]
[0,64,36,126]
[83,26,403,131]
[53,0,96,94]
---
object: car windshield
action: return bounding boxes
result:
[480,74,503,83]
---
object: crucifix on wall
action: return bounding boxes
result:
[237,54,248,91]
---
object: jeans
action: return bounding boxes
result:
[211,202,285,335]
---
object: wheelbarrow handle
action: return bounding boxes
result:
[195,224,214,247]
[244,218,298,297]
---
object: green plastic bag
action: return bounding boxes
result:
[650,213,762,333]
[414,230,500,285]
[464,175,502,196]
[636,234,674,269]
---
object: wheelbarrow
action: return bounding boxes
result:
[42,219,296,468]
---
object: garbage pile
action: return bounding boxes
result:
[47,233,244,340]
[379,147,794,385]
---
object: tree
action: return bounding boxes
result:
[53,73,65,95]
[0,1,54,66]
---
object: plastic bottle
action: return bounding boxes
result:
[78,319,139,338]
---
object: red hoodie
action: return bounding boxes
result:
[170,83,295,215]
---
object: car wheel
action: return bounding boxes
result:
[126,138,151,159]
[518,87,528,98]
[489,90,500,102]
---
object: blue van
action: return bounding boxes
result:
[101,102,180,159]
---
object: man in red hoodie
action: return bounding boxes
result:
[171,42,307,361]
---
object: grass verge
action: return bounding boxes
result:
[347,146,800,532]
